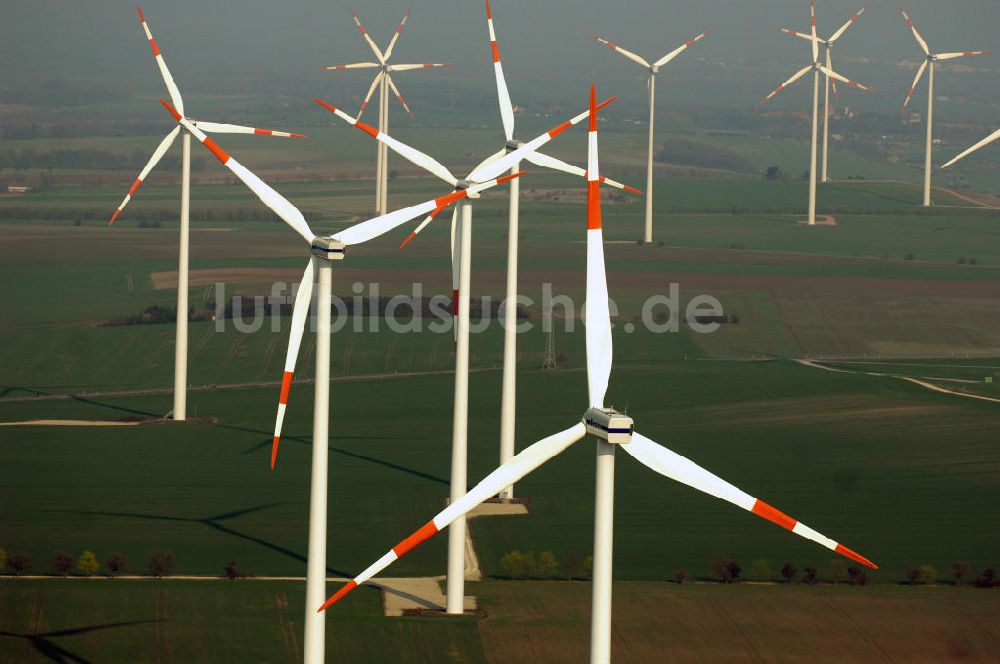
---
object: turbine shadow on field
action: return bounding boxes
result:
[0,619,160,664]
[49,504,351,577]
[68,395,160,418]
[227,424,449,487]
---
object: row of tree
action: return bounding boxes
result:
[495,550,1000,588]
[0,548,175,578]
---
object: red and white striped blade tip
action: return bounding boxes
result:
[160,98,182,121]
[270,437,280,470]
[318,580,358,611]
[622,184,644,196]
[399,231,418,249]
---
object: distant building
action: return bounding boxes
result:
[6,186,31,194]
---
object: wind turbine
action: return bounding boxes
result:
[483,0,641,501]
[898,6,989,206]
[110,6,305,422]
[763,0,870,226]
[316,85,878,664]
[590,27,710,244]
[942,127,1000,169]
[327,10,448,216]
[159,96,519,663]
[781,6,868,183]
[314,93,615,615]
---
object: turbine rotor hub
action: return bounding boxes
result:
[310,237,346,261]
[583,407,634,445]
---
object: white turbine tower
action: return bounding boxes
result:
[327,10,448,216]
[590,28,710,244]
[316,85,878,664]
[159,96,520,663]
[762,0,870,226]
[483,0,641,501]
[781,5,868,183]
[942,126,1000,169]
[898,6,989,207]
[110,6,305,422]
[314,94,612,615]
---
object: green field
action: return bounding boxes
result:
[2,580,997,663]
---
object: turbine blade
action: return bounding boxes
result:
[387,63,449,72]
[828,6,867,44]
[317,422,588,611]
[383,9,411,61]
[467,96,617,183]
[331,173,524,247]
[942,128,1000,168]
[902,59,928,113]
[325,62,380,70]
[193,121,305,139]
[109,126,180,225]
[652,30,711,69]
[356,72,384,121]
[469,148,509,179]
[624,432,879,570]
[935,50,990,61]
[136,6,184,115]
[585,85,612,409]
[899,7,930,56]
[486,0,516,141]
[762,65,814,103]
[385,74,413,118]
[781,28,826,45]
[810,0,819,63]
[591,34,650,68]
[271,258,315,470]
[818,66,870,92]
[350,10,385,64]
[315,98,458,187]
[524,150,643,195]
[161,100,314,243]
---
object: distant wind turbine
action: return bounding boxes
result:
[110,6,305,422]
[590,27,710,244]
[763,0,870,226]
[898,6,989,205]
[781,5,868,183]
[327,10,448,216]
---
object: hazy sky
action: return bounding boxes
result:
[2,0,999,116]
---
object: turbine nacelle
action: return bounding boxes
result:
[455,179,482,199]
[310,237,346,261]
[583,407,634,445]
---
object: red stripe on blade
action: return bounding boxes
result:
[452,289,459,315]
[254,128,273,136]
[491,41,501,63]
[548,121,572,138]
[318,580,358,612]
[392,521,439,557]
[270,437,280,470]
[835,544,879,570]
[278,371,294,404]
[109,210,121,226]
[751,500,796,531]
[128,178,142,196]
[485,0,493,19]
[399,231,417,249]
[136,5,146,22]
[313,98,337,114]
[587,181,602,230]
[149,39,160,56]
[159,98,182,121]
[355,121,379,138]
[202,137,230,165]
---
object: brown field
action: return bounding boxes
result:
[475,581,1000,664]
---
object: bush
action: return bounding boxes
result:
[105,553,127,577]
[673,569,688,584]
[918,564,938,585]
[52,551,74,576]
[561,551,582,580]
[712,556,741,584]
[147,549,176,578]
[500,550,530,580]
[827,560,847,584]
[952,561,970,586]
[750,560,771,582]
[7,552,31,576]
[582,555,593,579]
[904,253,915,261]
[847,566,869,586]
[781,563,798,583]
[0,549,6,573]
[904,566,921,585]
[223,561,246,580]
[974,568,996,588]
[802,567,819,585]
[536,551,559,579]
[77,550,100,576]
